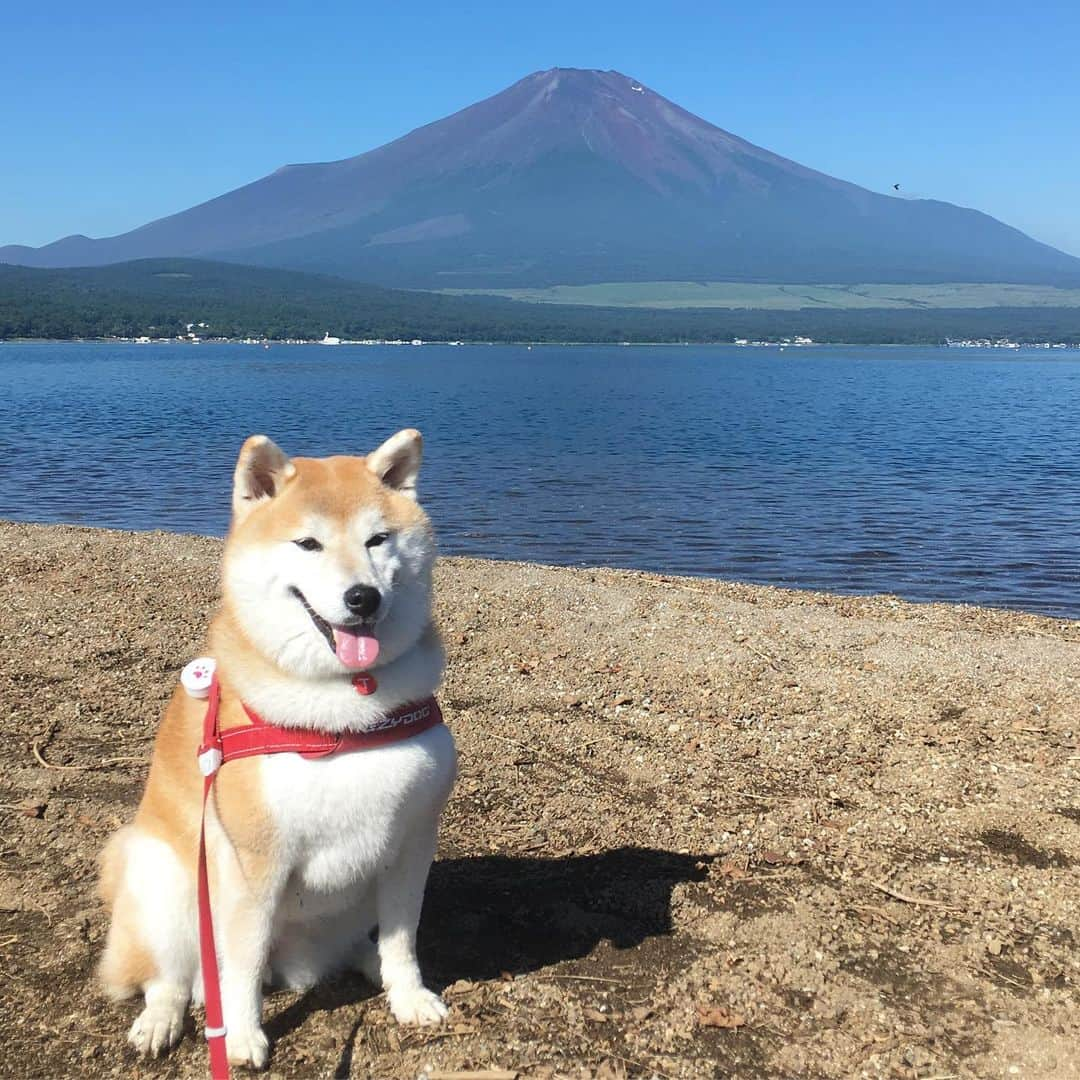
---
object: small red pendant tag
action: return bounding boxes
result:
[352,674,377,695]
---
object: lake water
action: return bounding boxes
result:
[1,341,1078,619]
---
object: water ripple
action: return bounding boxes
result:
[1,342,1078,618]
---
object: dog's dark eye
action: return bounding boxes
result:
[293,537,323,552]
[365,532,390,549]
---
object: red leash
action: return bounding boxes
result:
[196,676,230,1080]
[195,674,443,1079]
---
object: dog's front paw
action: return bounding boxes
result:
[128,1003,185,1058]
[387,985,449,1026]
[226,1026,269,1071]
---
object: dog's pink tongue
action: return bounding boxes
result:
[332,626,380,669]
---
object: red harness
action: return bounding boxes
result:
[195,675,443,1079]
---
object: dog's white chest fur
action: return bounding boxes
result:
[263,723,457,902]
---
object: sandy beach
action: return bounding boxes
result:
[1,519,1078,1079]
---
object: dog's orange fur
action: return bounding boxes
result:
[98,446,425,1001]
[98,687,274,999]
[230,453,428,547]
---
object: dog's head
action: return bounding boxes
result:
[221,430,436,677]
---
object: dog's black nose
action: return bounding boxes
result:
[343,584,381,618]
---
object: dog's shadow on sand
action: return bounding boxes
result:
[423,846,710,980]
[265,846,708,1073]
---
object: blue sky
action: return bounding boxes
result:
[3,1,1078,256]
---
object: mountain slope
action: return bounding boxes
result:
[4,69,1079,287]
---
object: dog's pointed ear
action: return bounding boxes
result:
[232,435,295,520]
[366,429,423,499]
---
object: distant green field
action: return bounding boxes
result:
[439,281,1080,310]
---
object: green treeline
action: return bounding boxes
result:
[3,258,1080,345]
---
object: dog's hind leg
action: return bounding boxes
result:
[376,824,447,1026]
[99,829,197,1058]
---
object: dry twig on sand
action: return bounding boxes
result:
[544,974,625,984]
[870,879,960,912]
[31,731,146,772]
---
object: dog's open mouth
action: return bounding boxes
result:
[290,587,380,669]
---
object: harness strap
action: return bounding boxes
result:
[228,699,443,759]
[194,675,443,1080]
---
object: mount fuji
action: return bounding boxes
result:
[3,68,1078,288]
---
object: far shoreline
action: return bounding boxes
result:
[4,337,1080,350]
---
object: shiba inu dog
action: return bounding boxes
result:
[98,430,456,1069]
